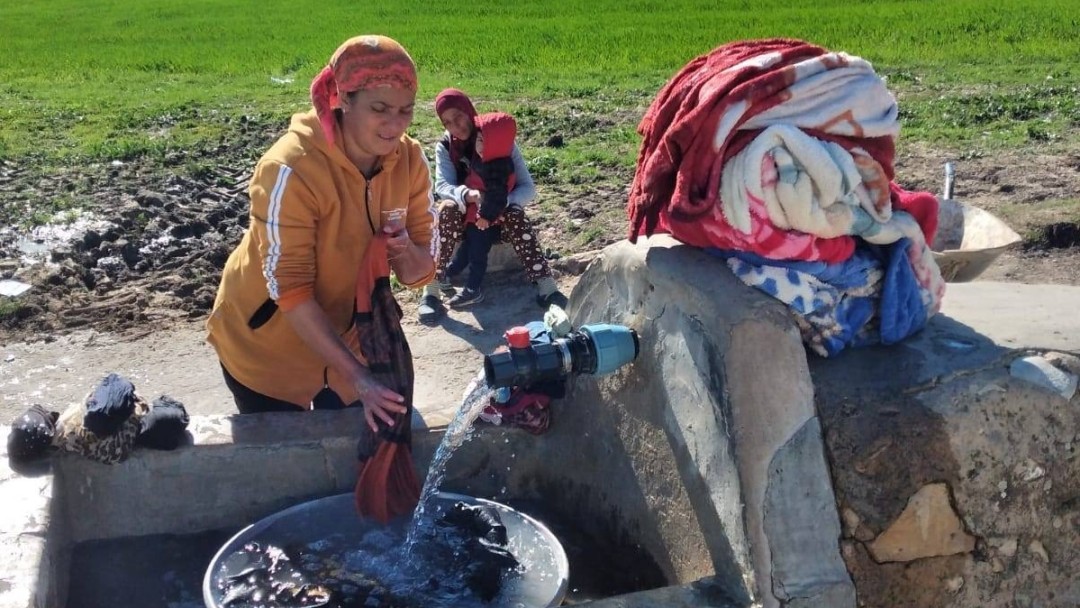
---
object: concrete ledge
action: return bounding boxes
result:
[0,409,447,608]
[56,409,446,543]
[0,458,66,608]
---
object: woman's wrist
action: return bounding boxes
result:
[390,243,434,285]
[348,362,373,395]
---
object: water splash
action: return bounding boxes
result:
[405,369,493,551]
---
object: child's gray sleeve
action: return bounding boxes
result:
[507,143,537,208]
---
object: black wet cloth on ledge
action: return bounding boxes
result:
[7,405,59,464]
[434,501,520,601]
[136,395,190,450]
[83,373,137,437]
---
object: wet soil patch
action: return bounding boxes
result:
[1024,221,1080,251]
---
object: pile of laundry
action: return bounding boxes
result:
[6,372,190,469]
[628,38,945,356]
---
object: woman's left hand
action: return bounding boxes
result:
[385,224,411,259]
[475,218,490,230]
[382,219,434,285]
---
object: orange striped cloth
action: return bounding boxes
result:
[310,35,417,145]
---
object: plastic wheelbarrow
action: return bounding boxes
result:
[931,198,1023,283]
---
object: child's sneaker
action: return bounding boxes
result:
[431,274,457,297]
[447,288,484,308]
[536,290,568,310]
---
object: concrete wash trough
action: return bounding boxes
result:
[3,235,857,608]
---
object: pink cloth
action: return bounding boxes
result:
[435,88,478,122]
[310,35,417,145]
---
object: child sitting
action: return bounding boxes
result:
[445,112,518,307]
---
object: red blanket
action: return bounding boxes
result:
[628,38,937,262]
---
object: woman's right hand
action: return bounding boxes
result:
[352,368,407,433]
[465,189,482,205]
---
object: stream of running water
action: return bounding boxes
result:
[404,369,494,552]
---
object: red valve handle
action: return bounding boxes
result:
[505,326,531,349]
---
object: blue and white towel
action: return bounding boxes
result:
[712,239,930,357]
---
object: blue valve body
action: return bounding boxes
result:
[579,324,639,376]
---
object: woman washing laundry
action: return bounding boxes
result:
[208,34,436,522]
[207,35,435,429]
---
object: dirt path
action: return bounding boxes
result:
[0,270,582,423]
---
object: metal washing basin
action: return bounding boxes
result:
[202,492,569,608]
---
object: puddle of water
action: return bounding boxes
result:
[6,212,111,264]
[16,236,49,258]
[938,336,977,351]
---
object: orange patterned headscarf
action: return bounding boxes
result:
[310,35,418,145]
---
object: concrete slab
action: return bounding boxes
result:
[809,281,1080,395]
[939,282,1080,351]
[1,441,67,608]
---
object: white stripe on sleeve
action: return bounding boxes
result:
[420,148,439,258]
[262,164,292,300]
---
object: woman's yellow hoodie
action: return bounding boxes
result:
[207,110,436,408]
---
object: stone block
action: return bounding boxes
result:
[436,236,853,607]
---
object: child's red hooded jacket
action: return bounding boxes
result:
[465,112,517,223]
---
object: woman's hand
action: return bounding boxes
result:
[385,229,434,285]
[475,218,491,230]
[352,367,407,433]
[384,223,412,260]
[465,189,482,205]
[281,300,409,433]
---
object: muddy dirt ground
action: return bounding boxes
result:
[1,122,1079,420]
[1,132,1079,343]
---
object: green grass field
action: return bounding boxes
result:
[1,0,1078,164]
